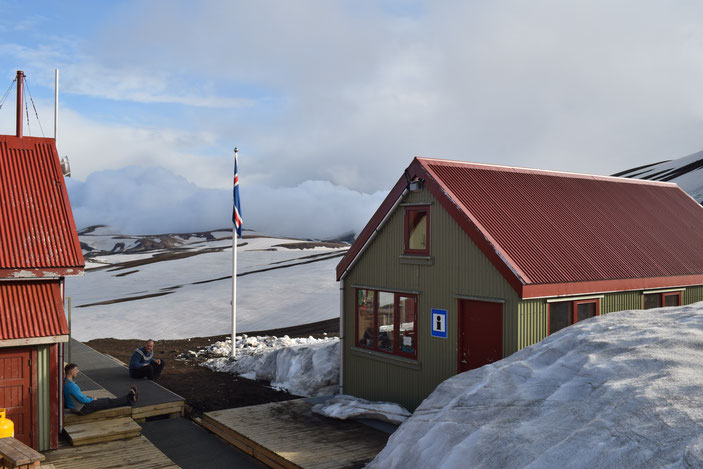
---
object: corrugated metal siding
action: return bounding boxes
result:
[0,135,84,270]
[343,186,519,410]
[602,291,642,313]
[36,345,50,451]
[684,286,703,305]
[424,159,703,285]
[0,281,68,339]
[517,300,547,350]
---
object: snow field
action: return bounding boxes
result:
[369,303,703,469]
[69,233,346,340]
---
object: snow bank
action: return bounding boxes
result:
[312,395,410,425]
[200,335,340,397]
[370,303,703,469]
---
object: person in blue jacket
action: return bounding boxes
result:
[64,363,137,415]
[129,339,165,380]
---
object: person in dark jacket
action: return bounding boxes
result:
[129,339,165,380]
[64,363,137,415]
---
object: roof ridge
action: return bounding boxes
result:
[414,157,680,188]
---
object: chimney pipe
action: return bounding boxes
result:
[16,70,24,138]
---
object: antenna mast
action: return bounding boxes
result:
[54,69,59,141]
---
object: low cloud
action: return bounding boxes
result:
[65,166,387,239]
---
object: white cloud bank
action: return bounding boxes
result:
[65,165,386,238]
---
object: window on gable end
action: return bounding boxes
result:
[404,207,429,255]
[355,288,417,359]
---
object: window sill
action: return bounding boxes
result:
[399,255,433,266]
[350,346,421,370]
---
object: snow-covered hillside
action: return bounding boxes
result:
[369,303,703,469]
[615,149,703,203]
[68,226,347,341]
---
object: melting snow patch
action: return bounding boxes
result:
[200,335,340,397]
[312,395,410,426]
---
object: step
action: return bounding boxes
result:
[131,400,184,421]
[64,417,141,446]
[64,406,132,425]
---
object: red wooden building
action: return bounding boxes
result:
[0,72,84,450]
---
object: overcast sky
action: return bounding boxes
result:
[1,1,703,236]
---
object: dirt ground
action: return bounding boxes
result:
[86,318,339,417]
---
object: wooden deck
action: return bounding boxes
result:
[63,417,141,446]
[202,399,390,469]
[63,406,131,425]
[43,436,178,469]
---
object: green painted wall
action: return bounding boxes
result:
[341,185,703,410]
[684,286,703,304]
[341,186,520,410]
[36,345,50,451]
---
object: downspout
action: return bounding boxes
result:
[338,188,409,394]
[339,277,344,394]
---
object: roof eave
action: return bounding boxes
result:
[522,274,703,299]
[0,268,85,279]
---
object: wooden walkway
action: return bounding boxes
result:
[69,339,185,422]
[202,399,390,469]
[43,436,179,469]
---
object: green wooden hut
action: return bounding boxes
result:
[336,157,703,410]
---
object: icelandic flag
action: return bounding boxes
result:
[232,151,243,238]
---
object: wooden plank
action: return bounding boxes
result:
[44,436,177,469]
[63,417,141,446]
[0,437,45,465]
[63,406,131,425]
[131,401,183,420]
[201,416,294,469]
[203,399,389,469]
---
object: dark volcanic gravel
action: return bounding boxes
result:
[86,318,339,417]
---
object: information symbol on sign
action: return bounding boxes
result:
[431,308,447,339]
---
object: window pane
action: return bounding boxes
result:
[664,293,680,307]
[644,293,661,310]
[398,296,416,355]
[549,302,571,334]
[576,302,597,322]
[377,292,395,352]
[407,210,427,251]
[357,290,375,347]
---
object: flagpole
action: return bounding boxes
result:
[231,147,239,359]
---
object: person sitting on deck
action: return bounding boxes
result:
[129,339,165,381]
[64,363,138,415]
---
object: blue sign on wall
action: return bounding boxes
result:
[431,309,447,338]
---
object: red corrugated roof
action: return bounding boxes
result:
[0,135,84,277]
[337,157,703,298]
[0,281,68,340]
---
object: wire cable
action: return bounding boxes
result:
[24,78,45,137]
[0,77,16,110]
[25,94,31,136]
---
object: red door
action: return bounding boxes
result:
[0,348,32,446]
[458,299,503,372]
